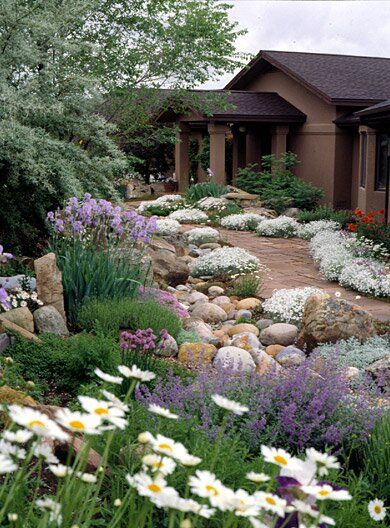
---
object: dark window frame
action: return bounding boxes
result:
[375,132,390,192]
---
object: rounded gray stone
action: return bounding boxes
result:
[259,323,298,346]
[33,305,69,336]
[214,346,256,373]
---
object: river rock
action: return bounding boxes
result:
[275,346,305,366]
[155,334,178,357]
[298,294,376,350]
[208,286,224,298]
[236,309,252,320]
[260,323,298,346]
[228,323,260,337]
[178,343,217,366]
[265,344,284,357]
[256,319,274,331]
[366,355,390,390]
[211,295,231,306]
[192,303,227,324]
[255,350,282,375]
[183,318,215,341]
[214,346,256,373]
[0,307,34,333]
[187,291,209,304]
[236,298,262,310]
[33,305,69,336]
[231,332,261,353]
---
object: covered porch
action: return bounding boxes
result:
[158,91,306,191]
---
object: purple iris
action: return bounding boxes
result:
[0,245,13,265]
[0,287,10,310]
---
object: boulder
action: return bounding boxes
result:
[178,342,217,366]
[0,333,11,353]
[199,243,221,250]
[0,307,34,333]
[345,366,360,381]
[265,344,284,357]
[260,323,298,346]
[256,319,274,331]
[211,295,231,306]
[220,303,236,315]
[228,323,260,337]
[208,286,225,298]
[187,291,209,304]
[148,238,176,254]
[235,309,252,320]
[0,275,36,291]
[191,303,227,324]
[275,346,305,367]
[298,294,376,350]
[255,350,282,375]
[155,334,178,357]
[148,249,189,287]
[34,253,66,320]
[214,346,256,373]
[231,332,261,353]
[0,318,40,342]
[33,306,69,336]
[284,207,301,218]
[366,355,390,390]
[236,298,262,311]
[182,318,215,341]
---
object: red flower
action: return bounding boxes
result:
[348,223,357,232]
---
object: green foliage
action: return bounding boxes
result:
[363,414,390,498]
[77,298,182,339]
[8,333,120,402]
[141,204,171,217]
[54,241,147,325]
[176,328,202,346]
[236,153,324,212]
[228,272,263,298]
[298,205,355,226]
[185,182,228,203]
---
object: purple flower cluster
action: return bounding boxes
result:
[120,328,169,353]
[47,194,157,246]
[0,244,13,265]
[0,287,10,311]
[139,287,189,318]
[136,355,381,452]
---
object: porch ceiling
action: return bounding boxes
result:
[157,90,306,124]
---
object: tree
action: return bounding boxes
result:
[0,0,245,252]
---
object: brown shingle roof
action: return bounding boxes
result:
[226,50,390,105]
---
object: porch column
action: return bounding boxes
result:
[232,128,247,182]
[208,122,229,185]
[246,129,262,166]
[192,131,207,183]
[271,125,289,159]
[357,125,377,213]
[175,123,191,192]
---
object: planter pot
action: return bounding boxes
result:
[163,182,178,193]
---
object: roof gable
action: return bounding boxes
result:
[226,50,390,106]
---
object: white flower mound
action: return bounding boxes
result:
[309,230,354,281]
[339,259,390,298]
[155,219,181,236]
[196,197,229,211]
[256,216,299,238]
[186,227,220,246]
[189,247,260,278]
[297,220,341,240]
[169,208,208,224]
[137,195,184,213]
[221,213,266,231]
[262,286,324,325]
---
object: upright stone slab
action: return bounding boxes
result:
[34,253,66,320]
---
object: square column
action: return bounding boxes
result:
[192,131,207,183]
[175,123,191,192]
[245,129,262,167]
[208,123,229,185]
[271,125,289,159]
[232,128,247,182]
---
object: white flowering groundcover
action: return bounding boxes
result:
[221,213,266,231]
[196,197,229,211]
[339,259,390,298]
[297,220,340,240]
[189,247,260,278]
[262,286,324,325]
[256,216,299,238]
[169,209,208,224]
[155,219,181,236]
[137,195,184,214]
[186,227,220,246]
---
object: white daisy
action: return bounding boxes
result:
[188,470,236,511]
[0,439,26,460]
[301,484,352,501]
[318,514,336,526]
[180,454,202,467]
[305,448,340,476]
[142,454,177,476]
[3,429,33,444]
[261,445,296,469]
[148,404,178,420]
[34,443,59,464]
[7,514,18,522]
[100,390,129,412]
[126,471,178,501]
[289,499,319,518]
[138,431,154,444]
[117,365,156,382]
[55,409,102,435]
[152,434,189,462]
[246,471,270,483]
[0,454,18,474]
[36,498,62,525]
[368,499,386,521]
[211,394,249,415]
[48,464,73,478]
[78,396,127,429]
[249,518,271,528]
[8,405,68,441]
[254,491,287,517]
[234,489,260,517]
[76,472,98,483]
[280,457,317,486]
[94,368,123,385]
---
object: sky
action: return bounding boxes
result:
[202,0,390,88]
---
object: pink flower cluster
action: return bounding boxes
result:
[120,328,169,353]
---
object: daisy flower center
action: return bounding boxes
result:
[266,497,276,506]
[205,485,219,496]
[94,407,109,415]
[148,483,162,493]
[274,455,287,465]
[158,443,172,451]
[374,506,382,513]
[318,490,330,497]
[153,461,164,469]
[69,420,85,430]
[28,419,46,428]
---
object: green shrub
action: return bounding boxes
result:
[236,153,324,212]
[228,271,263,298]
[141,204,171,216]
[8,333,120,402]
[298,205,354,226]
[363,414,390,498]
[55,243,148,325]
[77,298,182,339]
[185,182,228,203]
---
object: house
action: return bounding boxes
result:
[157,50,390,218]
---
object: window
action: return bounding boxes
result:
[376,133,390,191]
[360,132,367,188]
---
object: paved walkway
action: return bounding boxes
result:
[185,226,390,321]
